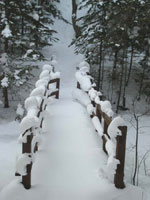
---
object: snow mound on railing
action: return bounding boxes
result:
[20,115,39,136]
[95,98,114,117]
[16,154,32,176]
[75,71,92,92]
[50,71,60,79]
[40,70,50,79]
[103,116,125,181]
[25,96,39,111]
[87,103,95,115]
[35,79,48,88]
[92,116,103,136]
[78,61,90,71]
[42,64,53,72]
[30,87,45,97]
[108,116,126,139]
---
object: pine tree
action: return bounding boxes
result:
[0,0,62,108]
[73,0,150,111]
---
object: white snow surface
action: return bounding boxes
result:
[20,115,39,136]
[25,96,39,111]
[92,116,103,136]
[100,100,114,117]
[16,154,32,176]
[42,64,53,72]
[0,0,145,199]
[87,103,95,115]
[105,139,119,182]
[30,87,45,97]
[39,70,50,80]
[108,116,126,139]
[89,88,98,101]
[78,61,90,71]
[72,88,91,106]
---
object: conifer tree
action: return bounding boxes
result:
[0,0,62,108]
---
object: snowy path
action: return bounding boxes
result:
[32,97,110,200]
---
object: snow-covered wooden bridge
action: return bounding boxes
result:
[0,59,133,200]
[16,60,127,191]
[0,57,143,200]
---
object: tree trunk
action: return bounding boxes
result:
[112,49,118,79]
[126,45,134,86]
[101,54,105,90]
[122,51,128,108]
[132,116,139,185]
[116,50,125,113]
[138,48,149,100]
[97,42,103,91]
[111,49,118,103]
[3,87,9,108]
[72,0,81,38]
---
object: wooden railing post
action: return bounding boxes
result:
[77,82,80,89]
[114,126,127,188]
[103,120,109,154]
[96,104,102,122]
[56,78,60,99]
[91,100,95,107]
[48,78,60,99]
[22,134,33,189]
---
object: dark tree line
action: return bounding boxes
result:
[72,0,150,112]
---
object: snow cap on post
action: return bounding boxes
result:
[30,87,45,97]
[16,154,32,176]
[78,61,90,71]
[108,116,126,139]
[89,88,98,101]
[75,71,92,92]
[50,55,57,67]
[92,116,103,136]
[25,96,39,111]
[20,115,39,135]
[100,100,114,117]
[50,71,60,79]
[87,103,95,115]
[42,64,53,72]
[35,79,48,88]
[40,70,50,80]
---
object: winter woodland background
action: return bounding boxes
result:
[0,0,150,199]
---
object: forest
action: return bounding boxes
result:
[0,0,150,200]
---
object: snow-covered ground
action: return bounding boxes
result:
[0,0,149,199]
[0,121,20,190]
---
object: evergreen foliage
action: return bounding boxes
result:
[73,0,150,111]
[0,0,61,108]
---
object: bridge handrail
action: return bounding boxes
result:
[75,61,127,189]
[15,63,60,189]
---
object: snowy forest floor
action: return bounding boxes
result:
[0,0,150,199]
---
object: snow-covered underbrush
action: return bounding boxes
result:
[15,63,60,189]
[74,61,127,188]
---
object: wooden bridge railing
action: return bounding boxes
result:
[75,61,127,189]
[15,64,60,189]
